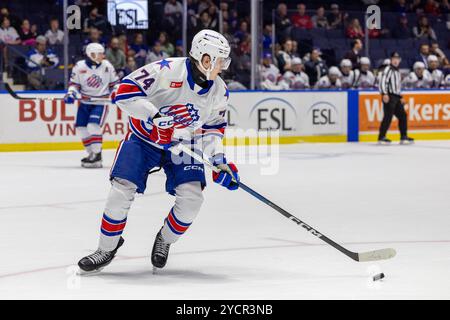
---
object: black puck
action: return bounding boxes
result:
[373,273,385,281]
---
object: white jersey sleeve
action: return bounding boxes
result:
[198,78,228,158]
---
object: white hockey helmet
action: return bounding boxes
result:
[340,59,352,68]
[86,43,105,62]
[360,57,371,65]
[190,29,231,76]
[413,61,425,70]
[427,54,438,63]
[291,57,302,65]
[329,66,341,76]
[382,58,391,66]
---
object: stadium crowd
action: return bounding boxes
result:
[0,0,449,90]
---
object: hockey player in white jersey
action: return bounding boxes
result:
[339,59,355,89]
[258,52,284,90]
[315,66,342,89]
[353,57,375,89]
[427,55,444,88]
[64,43,119,168]
[281,57,310,89]
[77,30,239,273]
[402,61,432,89]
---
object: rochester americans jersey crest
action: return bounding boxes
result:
[113,58,228,152]
[69,59,119,104]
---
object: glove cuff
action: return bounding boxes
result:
[211,153,226,166]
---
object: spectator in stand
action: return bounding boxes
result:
[26,36,59,90]
[234,21,249,43]
[83,6,111,36]
[146,41,169,64]
[122,56,138,78]
[304,48,328,85]
[236,35,252,88]
[129,33,149,67]
[344,39,363,68]
[312,6,329,29]
[276,39,294,72]
[424,0,441,16]
[164,0,183,35]
[197,0,212,15]
[292,4,313,29]
[315,66,342,89]
[427,55,445,87]
[0,16,20,44]
[106,37,126,72]
[158,32,174,57]
[117,34,128,57]
[174,39,184,57]
[413,16,437,41]
[430,41,449,66]
[195,11,213,33]
[45,18,64,45]
[393,0,411,13]
[274,3,292,41]
[346,18,364,39]
[0,7,20,30]
[82,27,106,52]
[18,19,37,46]
[206,4,219,30]
[327,3,347,29]
[262,24,273,51]
[392,13,413,39]
[415,43,430,68]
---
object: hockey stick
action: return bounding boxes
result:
[4,83,111,104]
[171,143,396,262]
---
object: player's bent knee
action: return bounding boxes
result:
[87,122,102,135]
[104,178,138,216]
[174,182,204,215]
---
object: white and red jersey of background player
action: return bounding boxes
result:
[112,57,229,155]
[68,59,119,104]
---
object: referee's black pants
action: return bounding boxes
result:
[378,95,408,139]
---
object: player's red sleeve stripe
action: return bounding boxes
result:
[116,83,142,95]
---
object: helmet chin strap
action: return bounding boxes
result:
[196,60,213,80]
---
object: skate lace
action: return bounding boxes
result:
[88,249,111,264]
[155,234,170,256]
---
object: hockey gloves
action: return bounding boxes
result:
[64,91,78,104]
[149,113,175,148]
[212,154,239,191]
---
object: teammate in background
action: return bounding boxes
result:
[315,66,342,89]
[77,30,239,273]
[258,52,283,90]
[402,61,432,89]
[64,43,119,168]
[378,52,414,145]
[281,58,310,89]
[354,57,375,89]
[339,59,354,89]
[427,55,444,88]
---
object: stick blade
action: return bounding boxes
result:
[357,248,396,262]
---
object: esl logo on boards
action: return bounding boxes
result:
[308,101,338,126]
[249,98,297,131]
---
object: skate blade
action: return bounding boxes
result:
[400,141,414,145]
[81,162,103,168]
[152,266,158,275]
[377,141,391,145]
[77,267,104,276]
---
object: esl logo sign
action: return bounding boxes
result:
[107,0,149,29]
[307,101,340,134]
[249,98,297,132]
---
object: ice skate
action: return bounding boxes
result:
[78,237,124,274]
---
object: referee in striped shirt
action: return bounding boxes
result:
[378,52,414,144]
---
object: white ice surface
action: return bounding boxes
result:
[1,141,450,299]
